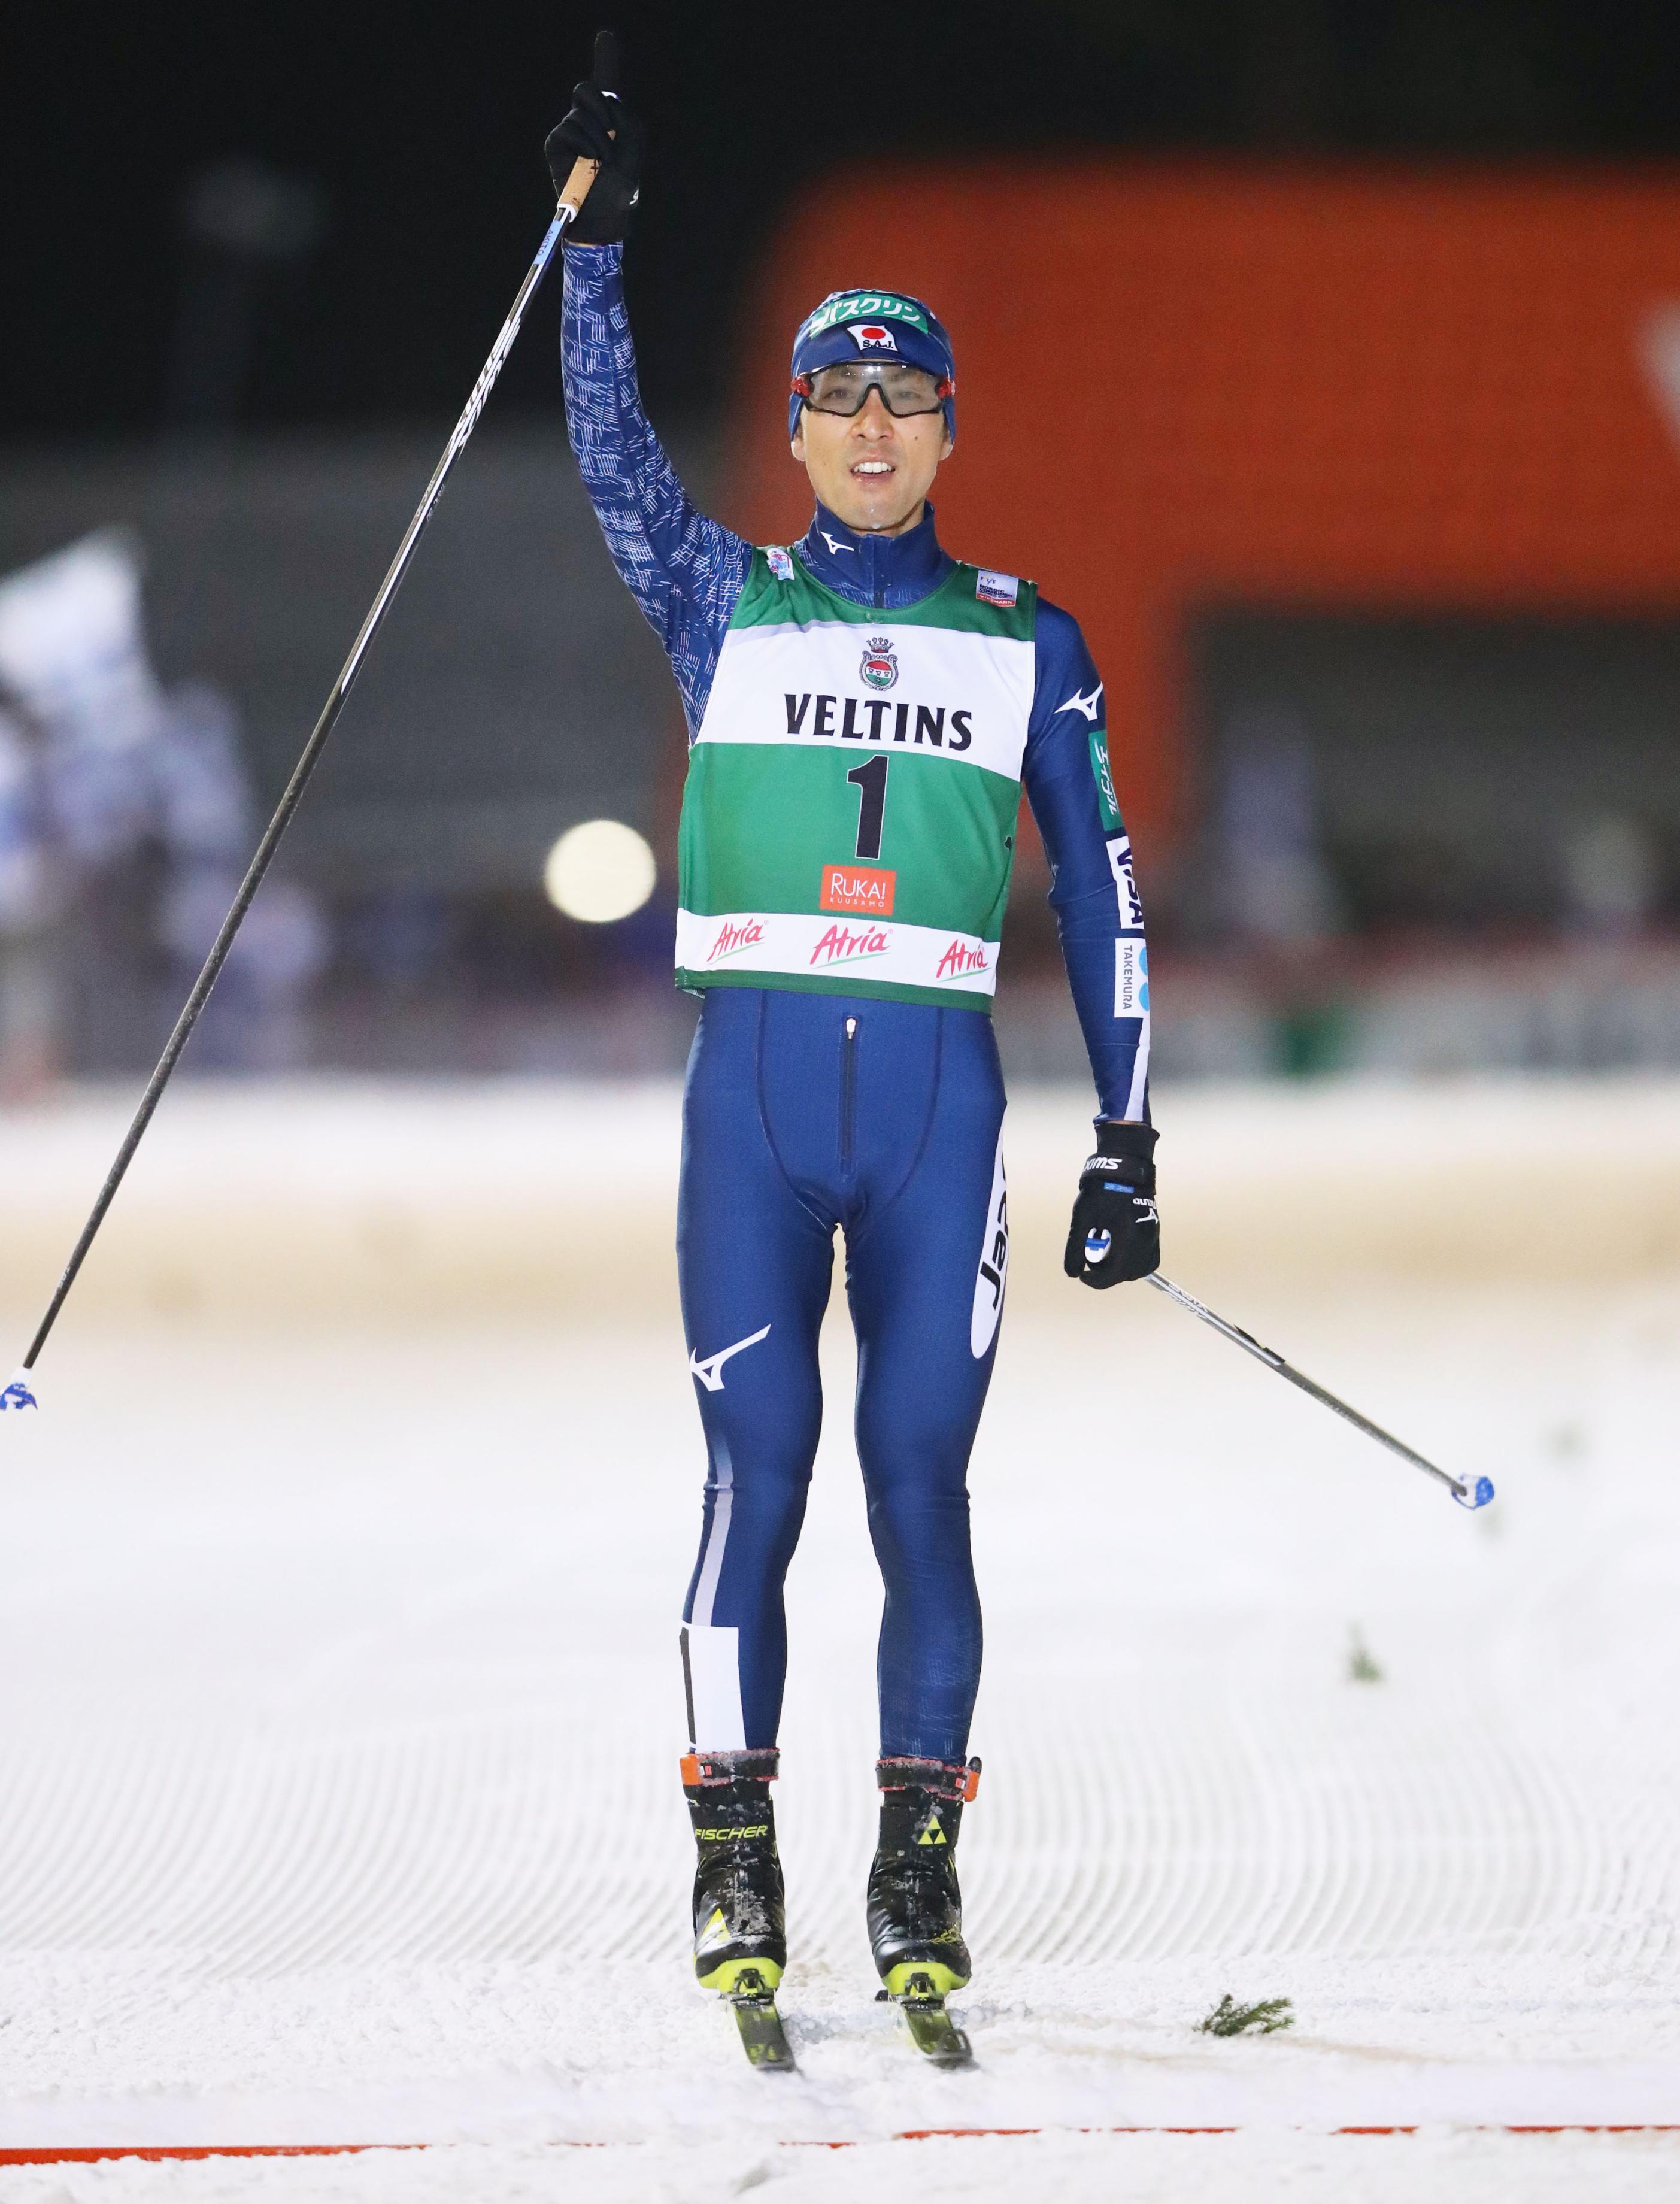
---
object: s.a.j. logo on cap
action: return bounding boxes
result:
[860,635,898,690]
[848,323,898,352]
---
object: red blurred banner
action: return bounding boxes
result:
[725,162,1680,859]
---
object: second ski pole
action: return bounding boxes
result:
[1147,1273,1494,1511]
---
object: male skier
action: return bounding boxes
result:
[547,62,1159,2033]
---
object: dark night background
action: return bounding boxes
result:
[7,0,1680,1087]
[10,0,1680,444]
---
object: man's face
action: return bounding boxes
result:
[792,378,953,536]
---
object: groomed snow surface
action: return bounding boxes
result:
[0,1078,1678,2201]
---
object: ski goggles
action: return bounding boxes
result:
[790,360,954,419]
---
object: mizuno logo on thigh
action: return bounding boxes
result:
[689,1324,772,1392]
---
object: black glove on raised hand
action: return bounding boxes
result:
[545,40,644,245]
[1063,1121,1160,1289]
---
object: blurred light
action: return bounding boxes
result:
[544,820,656,924]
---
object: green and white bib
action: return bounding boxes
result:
[675,549,1036,1010]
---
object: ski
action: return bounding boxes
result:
[881,1972,975,2068]
[726,1968,796,2071]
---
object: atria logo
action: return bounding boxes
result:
[810,923,890,966]
[708,917,765,962]
[936,938,991,980]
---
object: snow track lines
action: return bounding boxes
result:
[1,1238,1679,2137]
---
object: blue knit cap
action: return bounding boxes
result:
[789,289,956,447]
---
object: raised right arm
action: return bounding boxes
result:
[560,241,753,735]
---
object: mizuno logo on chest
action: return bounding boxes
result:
[783,693,973,748]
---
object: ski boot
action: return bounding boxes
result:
[682,1747,794,2069]
[868,1754,981,2066]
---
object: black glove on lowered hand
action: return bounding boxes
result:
[1063,1121,1160,1289]
[545,40,645,244]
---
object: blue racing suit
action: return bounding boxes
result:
[562,242,1150,1764]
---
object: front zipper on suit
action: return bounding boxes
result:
[867,537,886,609]
[841,1016,859,1174]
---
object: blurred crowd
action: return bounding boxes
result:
[0,532,325,1099]
[4,517,1677,1099]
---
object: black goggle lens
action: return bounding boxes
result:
[793,362,953,419]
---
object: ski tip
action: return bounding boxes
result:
[1453,1474,1495,1511]
[725,1970,798,2073]
[739,2031,797,2073]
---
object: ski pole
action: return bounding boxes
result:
[1,34,620,1415]
[1146,1273,1494,1511]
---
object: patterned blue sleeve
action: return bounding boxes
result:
[1021,599,1151,1124]
[560,242,752,735]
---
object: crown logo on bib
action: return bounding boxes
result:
[860,635,899,692]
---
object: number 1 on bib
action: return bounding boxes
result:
[848,755,890,860]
